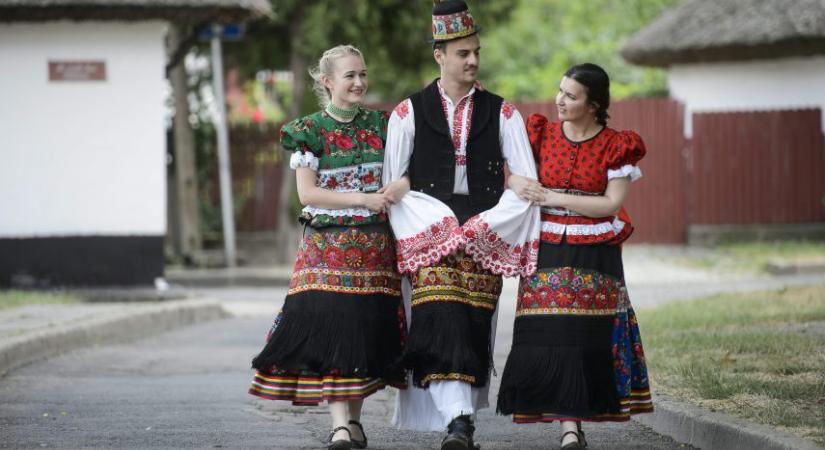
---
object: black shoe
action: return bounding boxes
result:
[560,430,582,449]
[327,426,352,450]
[348,420,367,449]
[441,415,477,450]
[577,423,588,448]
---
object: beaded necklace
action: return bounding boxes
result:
[325,102,359,121]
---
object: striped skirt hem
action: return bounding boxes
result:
[248,372,403,405]
[511,389,653,423]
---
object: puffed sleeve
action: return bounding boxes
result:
[280,115,321,171]
[607,130,646,182]
[525,113,549,162]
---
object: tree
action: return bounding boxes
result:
[480,0,681,101]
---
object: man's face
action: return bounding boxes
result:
[434,34,480,86]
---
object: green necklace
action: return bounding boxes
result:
[325,102,359,121]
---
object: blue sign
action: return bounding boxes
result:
[198,24,246,41]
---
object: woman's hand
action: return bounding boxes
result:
[508,174,545,203]
[538,189,564,208]
[362,193,391,212]
[377,176,410,204]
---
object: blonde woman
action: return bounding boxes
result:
[249,45,404,450]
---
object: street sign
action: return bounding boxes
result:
[197,24,245,42]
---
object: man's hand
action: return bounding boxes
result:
[377,176,410,204]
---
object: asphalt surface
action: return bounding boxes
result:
[0,283,696,449]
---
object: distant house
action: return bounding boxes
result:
[0,0,270,287]
[621,0,825,136]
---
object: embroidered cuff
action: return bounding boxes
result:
[607,164,642,182]
[289,151,319,171]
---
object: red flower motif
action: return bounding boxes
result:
[335,134,354,149]
[345,247,363,268]
[366,134,383,150]
[324,246,345,268]
[394,100,410,119]
[356,129,367,142]
[362,171,375,185]
[325,132,335,144]
[364,247,381,268]
[325,177,339,189]
[501,101,516,120]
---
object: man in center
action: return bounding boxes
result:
[379,1,542,449]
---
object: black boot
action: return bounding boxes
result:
[441,415,478,450]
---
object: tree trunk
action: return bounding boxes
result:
[167,24,202,265]
[274,3,309,264]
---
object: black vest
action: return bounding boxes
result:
[408,80,505,213]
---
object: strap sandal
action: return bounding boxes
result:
[327,426,352,450]
[348,420,367,449]
[560,430,582,450]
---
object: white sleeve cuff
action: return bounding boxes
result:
[607,164,642,182]
[289,151,319,171]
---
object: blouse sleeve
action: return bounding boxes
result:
[607,130,646,182]
[525,113,549,162]
[280,116,321,171]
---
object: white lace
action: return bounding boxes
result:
[289,151,319,171]
[607,164,642,182]
[301,205,375,217]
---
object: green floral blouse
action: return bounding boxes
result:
[281,107,390,228]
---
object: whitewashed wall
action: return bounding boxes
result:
[0,21,168,237]
[668,55,825,136]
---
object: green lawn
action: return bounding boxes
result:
[637,285,825,446]
[0,290,81,310]
[676,241,825,274]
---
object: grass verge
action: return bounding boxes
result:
[0,290,81,310]
[637,284,825,446]
[675,241,825,274]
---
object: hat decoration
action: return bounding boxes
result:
[431,0,481,42]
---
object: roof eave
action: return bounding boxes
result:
[622,38,825,67]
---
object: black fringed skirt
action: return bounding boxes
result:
[249,223,406,405]
[496,240,653,422]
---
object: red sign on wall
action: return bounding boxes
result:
[48,61,106,81]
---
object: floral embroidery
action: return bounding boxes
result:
[411,251,502,310]
[394,100,410,119]
[501,101,516,120]
[395,216,466,274]
[316,162,383,193]
[516,267,627,316]
[289,227,400,296]
[462,215,539,277]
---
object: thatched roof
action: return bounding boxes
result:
[621,0,825,67]
[0,0,272,23]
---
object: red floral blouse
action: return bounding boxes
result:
[526,114,646,245]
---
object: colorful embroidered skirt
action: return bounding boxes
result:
[249,223,406,405]
[496,240,653,422]
[404,250,503,388]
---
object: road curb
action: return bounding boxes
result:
[633,393,823,450]
[0,299,229,376]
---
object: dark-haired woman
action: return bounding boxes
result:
[497,63,653,449]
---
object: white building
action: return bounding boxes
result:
[621,0,825,136]
[0,0,269,287]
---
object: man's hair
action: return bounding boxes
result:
[432,41,448,53]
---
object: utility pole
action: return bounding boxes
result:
[210,24,237,268]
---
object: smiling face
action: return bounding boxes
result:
[322,54,368,108]
[555,76,597,124]
[434,34,480,87]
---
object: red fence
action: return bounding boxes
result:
[691,109,825,224]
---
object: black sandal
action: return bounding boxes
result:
[327,426,352,450]
[560,430,582,450]
[348,420,367,449]
[577,423,588,448]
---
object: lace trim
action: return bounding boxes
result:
[540,216,626,236]
[289,151,319,171]
[301,205,376,218]
[462,215,540,278]
[396,216,466,274]
[607,164,642,182]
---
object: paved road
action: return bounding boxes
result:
[0,283,693,449]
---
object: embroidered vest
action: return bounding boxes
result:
[408,80,505,212]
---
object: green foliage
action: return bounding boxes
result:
[480,0,678,101]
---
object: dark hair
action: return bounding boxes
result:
[564,63,610,126]
[433,41,448,52]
